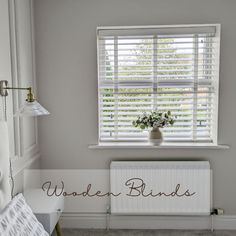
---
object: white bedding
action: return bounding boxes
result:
[0,193,49,236]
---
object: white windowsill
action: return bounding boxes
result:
[88,142,229,150]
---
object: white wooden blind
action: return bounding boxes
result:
[97,25,220,143]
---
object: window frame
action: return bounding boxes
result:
[96,24,221,146]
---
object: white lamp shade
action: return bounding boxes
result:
[14,101,50,117]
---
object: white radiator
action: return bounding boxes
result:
[110,161,211,215]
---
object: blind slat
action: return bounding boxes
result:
[97,25,216,36]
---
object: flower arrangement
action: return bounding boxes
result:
[132,110,175,130]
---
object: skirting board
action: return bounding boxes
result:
[60,213,236,230]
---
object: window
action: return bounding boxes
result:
[97,25,220,144]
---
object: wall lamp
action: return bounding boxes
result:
[0,80,49,117]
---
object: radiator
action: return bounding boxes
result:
[110,161,211,215]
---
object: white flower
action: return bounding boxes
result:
[153,121,161,128]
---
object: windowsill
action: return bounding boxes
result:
[88,142,230,150]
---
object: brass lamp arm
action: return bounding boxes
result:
[0,80,35,103]
[5,87,31,91]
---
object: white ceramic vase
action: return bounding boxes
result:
[149,127,163,145]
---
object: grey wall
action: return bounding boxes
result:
[34,0,236,214]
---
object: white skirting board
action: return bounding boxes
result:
[60,213,236,230]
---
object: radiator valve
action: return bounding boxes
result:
[212,208,224,215]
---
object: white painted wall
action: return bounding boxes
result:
[0,0,15,158]
[34,0,236,215]
[0,0,40,192]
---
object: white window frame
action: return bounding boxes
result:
[96,24,221,146]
